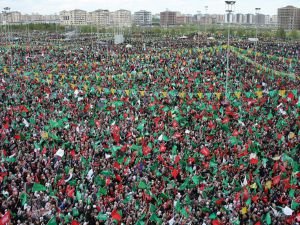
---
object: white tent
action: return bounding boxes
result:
[179,35,188,39]
[248,38,259,42]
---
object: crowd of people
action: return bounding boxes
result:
[0,35,299,225]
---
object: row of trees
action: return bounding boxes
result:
[0,23,299,40]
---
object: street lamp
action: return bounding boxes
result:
[225,1,236,99]
[3,7,11,45]
[204,6,208,33]
[197,11,201,45]
[254,7,261,63]
[3,7,13,71]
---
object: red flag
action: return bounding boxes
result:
[14,134,21,140]
[111,209,121,221]
[222,117,230,124]
[111,125,120,143]
[66,185,75,198]
[174,155,180,164]
[287,92,294,100]
[115,174,122,182]
[252,195,259,203]
[215,198,225,205]
[232,130,239,136]
[160,144,166,153]
[42,147,47,154]
[142,145,151,156]
[188,157,195,164]
[272,175,281,186]
[20,105,29,113]
[113,162,121,170]
[105,178,111,186]
[173,132,181,139]
[250,158,259,165]
[200,147,210,157]
[172,120,179,128]
[212,219,221,225]
[208,121,215,129]
[0,211,11,225]
[95,119,101,128]
[71,220,80,225]
[70,150,76,158]
[243,188,249,201]
[171,169,179,178]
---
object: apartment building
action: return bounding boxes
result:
[59,9,87,26]
[89,9,110,26]
[134,10,152,26]
[160,11,177,26]
[110,9,132,27]
[278,5,300,30]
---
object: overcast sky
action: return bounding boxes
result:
[0,0,299,15]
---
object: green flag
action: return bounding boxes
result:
[192,176,200,185]
[20,193,28,206]
[97,213,108,221]
[72,208,79,217]
[265,212,271,225]
[47,217,57,225]
[291,200,300,210]
[32,183,47,192]
[150,213,162,223]
[138,181,148,189]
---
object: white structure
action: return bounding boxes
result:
[59,9,87,25]
[134,10,152,26]
[110,9,132,27]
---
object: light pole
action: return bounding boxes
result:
[225,1,236,99]
[197,11,201,45]
[254,8,261,63]
[204,6,208,33]
[3,7,13,71]
[3,7,11,46]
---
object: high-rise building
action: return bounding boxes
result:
[256,13,266,25]
[2,11,22,24]
[236,13,244,24]
[134,10,152,26]
[110,9,132,27]
[59,9,87,26]
[278,5,300,30]
[176,13,193,25]
[160,10,176,26]
[89,9,110,26]
[245,14,254,24]
[270,15,278,26]
[265,15,271,25]
[225,13,234,23]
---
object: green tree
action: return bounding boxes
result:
[276,28,286,40]
[288,30,299,40]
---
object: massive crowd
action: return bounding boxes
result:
[0,35,299,225]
